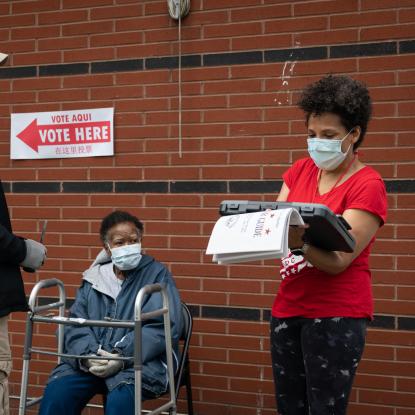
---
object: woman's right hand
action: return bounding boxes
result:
[288,225,309,250]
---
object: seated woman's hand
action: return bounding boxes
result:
[88,349,123,378]
[83,356,107,369]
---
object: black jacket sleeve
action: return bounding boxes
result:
[0,223,27,264]
[0,184,26,264]
[0,182,29,316]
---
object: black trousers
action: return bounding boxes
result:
[270,316,367,415]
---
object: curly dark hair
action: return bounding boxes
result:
[99,210,144,243]
[297,75,372,150]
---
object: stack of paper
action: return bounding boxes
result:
[206,208,304,264]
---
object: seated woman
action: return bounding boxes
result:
[39,210,183,415]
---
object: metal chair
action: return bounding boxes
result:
[174,302,193,415]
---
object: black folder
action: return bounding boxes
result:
[219,200,355,253]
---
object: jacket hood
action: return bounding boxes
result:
[82,249,154,299]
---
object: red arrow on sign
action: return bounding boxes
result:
[17,119,111,152]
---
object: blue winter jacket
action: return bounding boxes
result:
[47,250,183,397]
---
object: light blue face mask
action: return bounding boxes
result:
[307,129,353,171]
[109,243,142,271]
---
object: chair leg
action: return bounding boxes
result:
[184,367,193,415]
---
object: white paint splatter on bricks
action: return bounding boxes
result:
[274,42,300,106]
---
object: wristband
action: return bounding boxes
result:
[291,243,310,256]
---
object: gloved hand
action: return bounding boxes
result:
[20,239,47,270]
[88,349,123,378]
[83,356,107,369]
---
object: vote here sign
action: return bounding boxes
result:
[10,107,114,159]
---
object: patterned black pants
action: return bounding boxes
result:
[270,316,367,415]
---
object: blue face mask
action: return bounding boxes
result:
[109,243,142,271]
[307,130,353,171]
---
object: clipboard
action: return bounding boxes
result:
[219,200,355,253]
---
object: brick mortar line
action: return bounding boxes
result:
[2,179,415,194]
[32,297,414,330]
[0,40,414,79]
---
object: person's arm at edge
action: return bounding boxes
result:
[0,223,26,264]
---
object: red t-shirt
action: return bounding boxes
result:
[271,157,387,319]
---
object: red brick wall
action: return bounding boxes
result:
[1,1,415,414]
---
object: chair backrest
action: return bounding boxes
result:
[174,302,193,407]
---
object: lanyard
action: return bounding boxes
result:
[313,153,357,202]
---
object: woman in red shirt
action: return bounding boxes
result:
[270,75,387,415]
